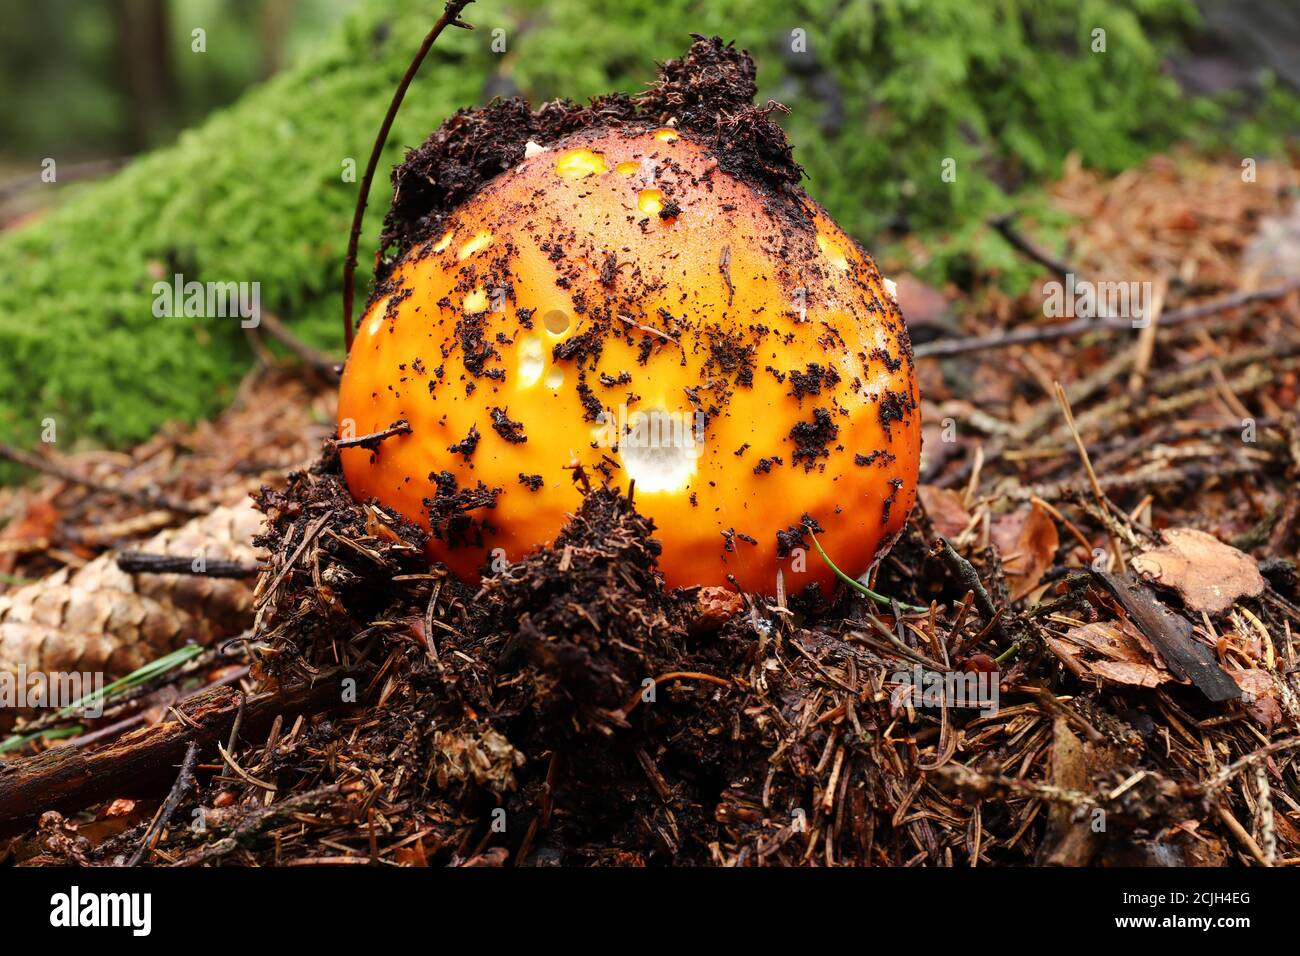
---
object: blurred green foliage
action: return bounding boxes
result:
[0,0,1294,462]
[0,0,354,156]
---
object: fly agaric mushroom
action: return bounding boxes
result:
[337,38,920,594]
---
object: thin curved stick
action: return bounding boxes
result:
[341,0,475,352]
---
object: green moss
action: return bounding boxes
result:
[0,0,1293,465]
[0,0,480,457]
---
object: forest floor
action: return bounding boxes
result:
[1,150,1299,866]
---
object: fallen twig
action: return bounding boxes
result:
[988,213,1077,279]
[0,442,205,516]
[341,0,476,350]
[116,552,260,578]
[915,282,1300,359]
[331,420,412,450]
[256,311,341,383]
[126,740,200,866]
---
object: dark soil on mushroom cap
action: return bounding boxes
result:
[375,35,805,289]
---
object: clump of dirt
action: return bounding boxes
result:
[634,34,803,195]
[491,488,688,718]
[250,448,437,681]
[239,455,769,863]
[376,35,805,284]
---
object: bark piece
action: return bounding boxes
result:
[1089,570,1240,702]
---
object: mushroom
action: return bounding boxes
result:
[338,48,920,595]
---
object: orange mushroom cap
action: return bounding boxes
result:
[338,125,920,594]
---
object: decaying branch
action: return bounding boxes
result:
[0,675,350,837]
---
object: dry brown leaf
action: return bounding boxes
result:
[1038,718,1098,865]
[917,485,971,541]
[1064,619,1155,664]
[394,842,431,867]
[1045,637,1088,680]
[0,495,60,575]
[1131,528,1264,615]
[103,799,137,817]
[1048,620,1172,688]
[1090,659,1168,688]
[990,501,1059,601]
[1231,669,1282,732]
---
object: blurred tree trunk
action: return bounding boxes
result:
[260,0,298,79]
[108,0,177,151]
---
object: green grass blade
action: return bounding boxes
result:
[807,529,927,613]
